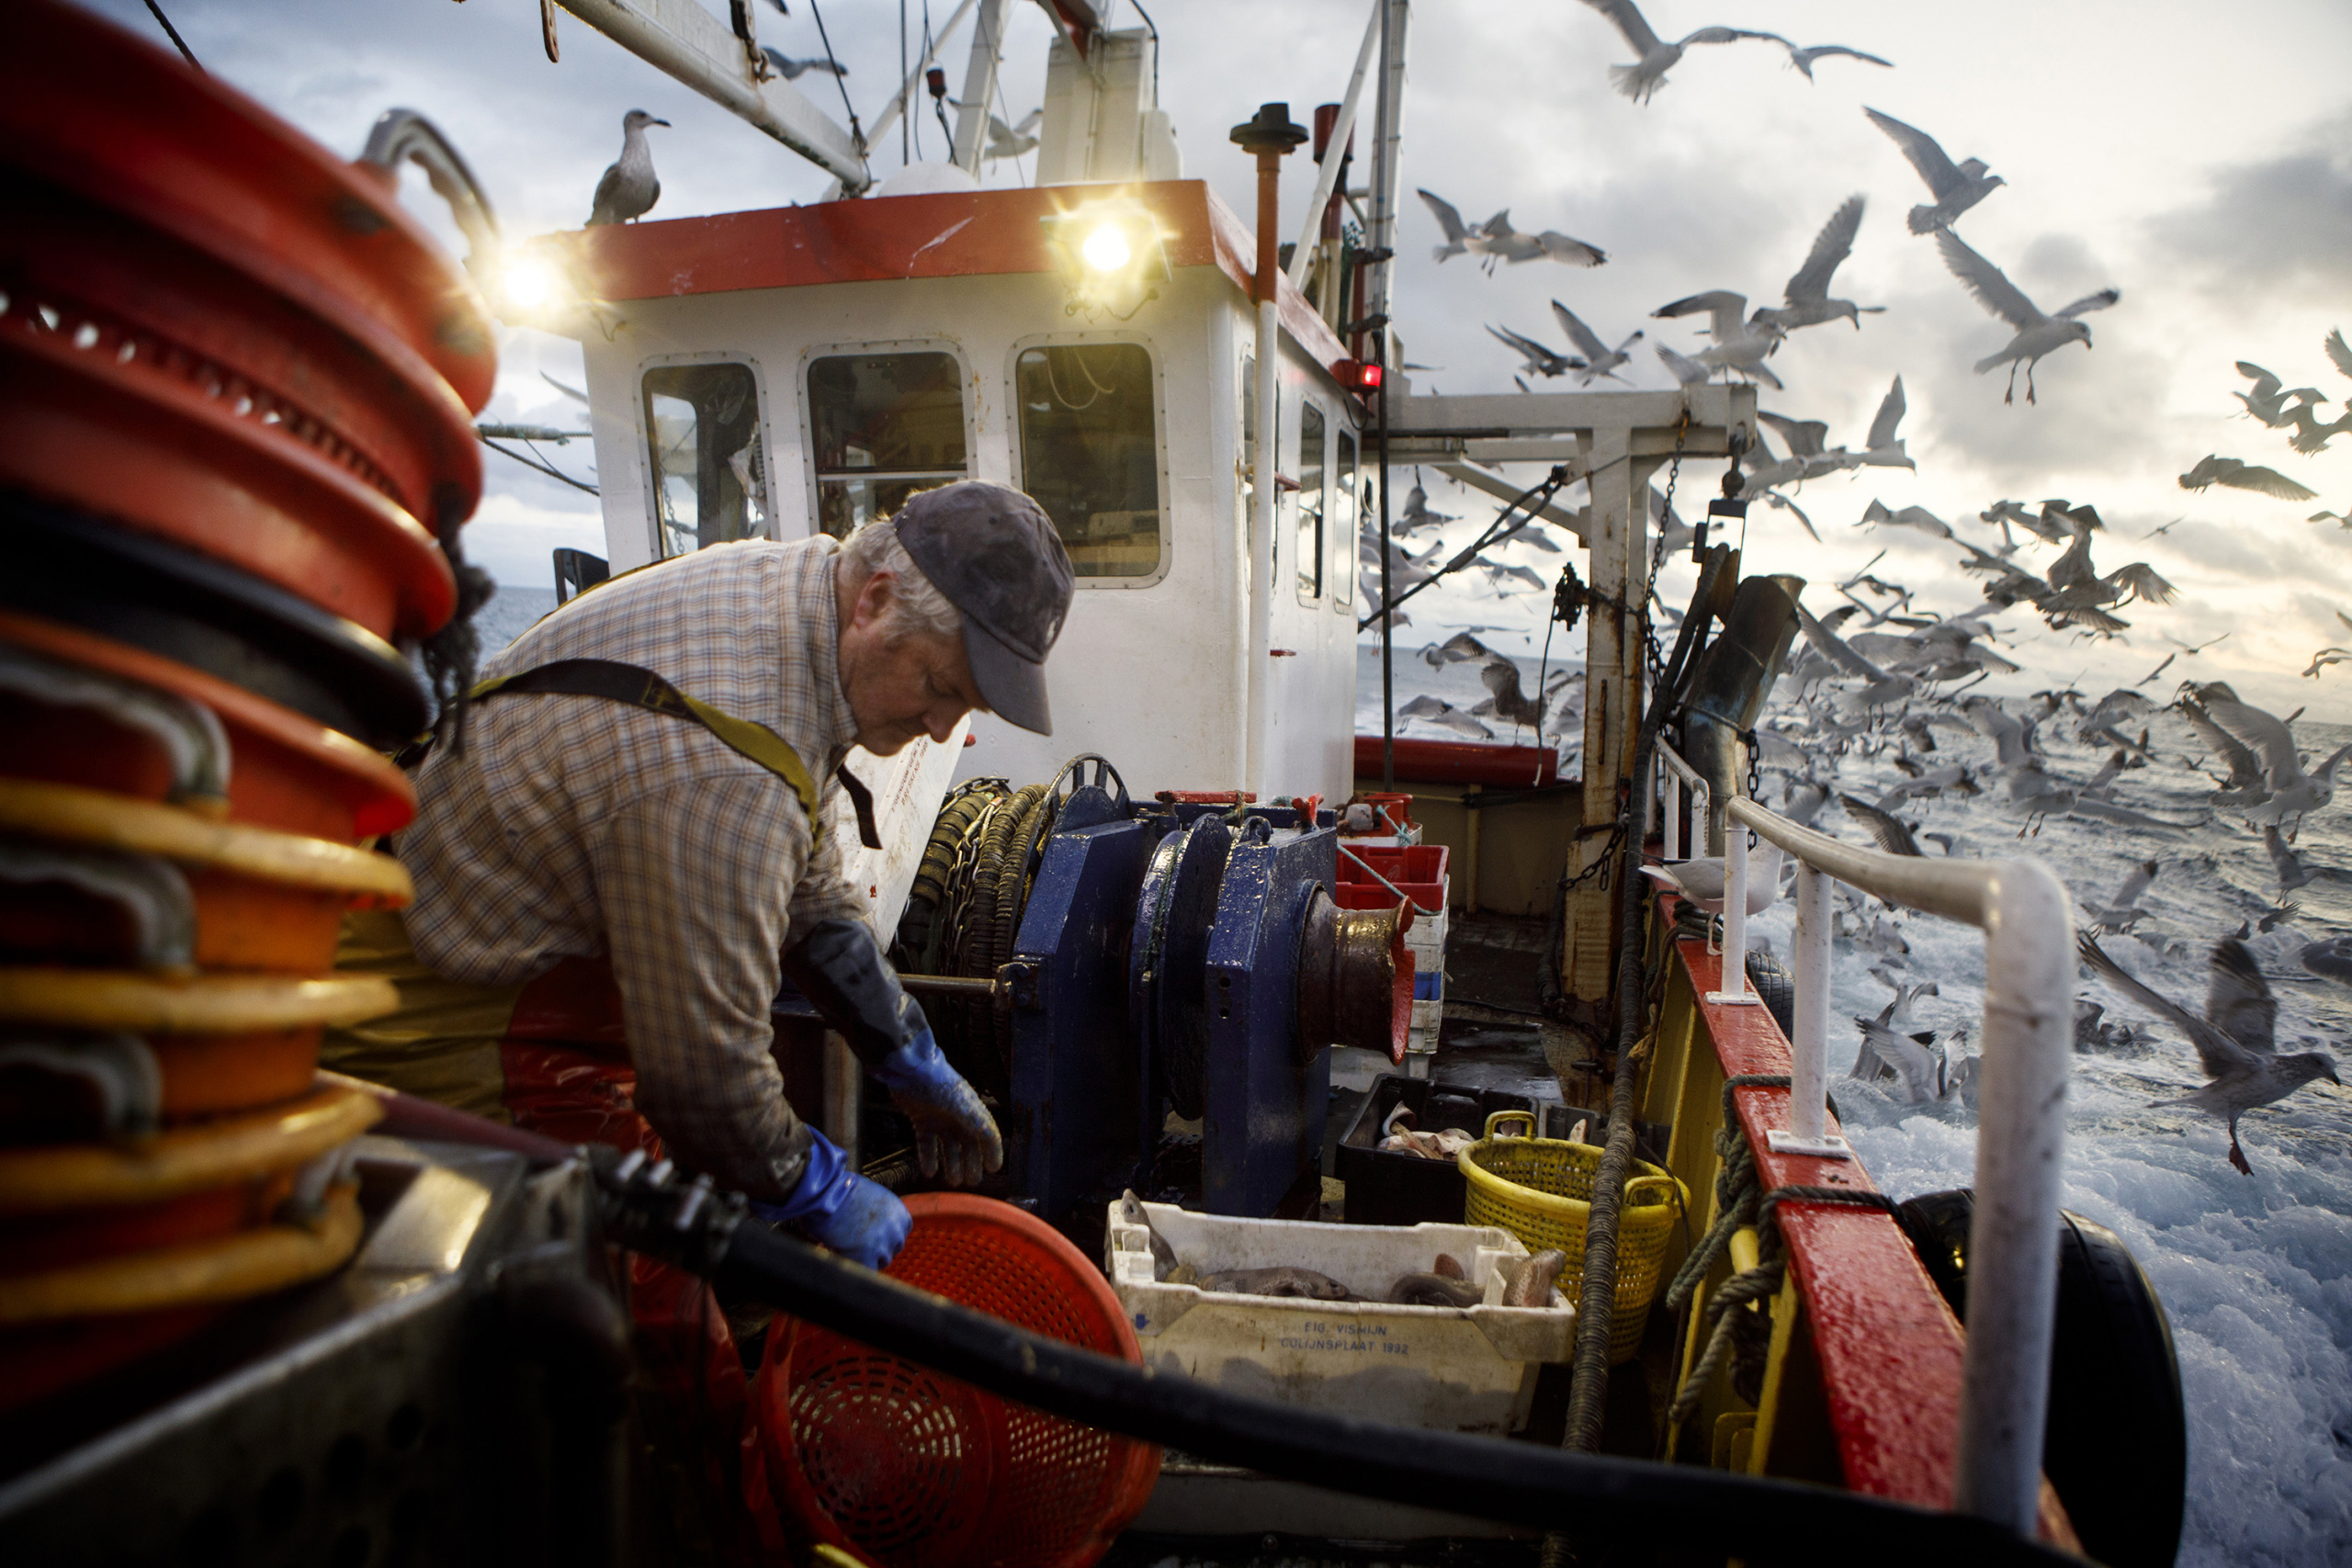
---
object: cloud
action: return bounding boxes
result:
[2146,111,2352,309]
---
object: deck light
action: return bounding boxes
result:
[1081,225,1132,274]
[1041,198,1170,321]
[501,252,565,311]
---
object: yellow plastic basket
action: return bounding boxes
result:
[1459,1109,1687,1363]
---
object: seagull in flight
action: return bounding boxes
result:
[1418,189,1486,265]
[1653,290,1785,387]
[760,49,847,82]
[983,107,1043,161]
[1487,323,1580,378]
[1478,212,1608,269]
[1839,793,1926,857]
[1934,230,2118,404]
[1398,693,1494,740]
[1755,195,1885,334]
[2202,696,2352,829]
[1572,0,1781,105]
[1550,302,1643,384]
[2233,360,2324,427]
[1841,377,1915,471]
[2155,629,2222,657]
[1655,341,1710,388]
[1748,35,1893,80]
[1864,107,2005,234]
[2077,934,2339,1175]
[2177,456,2317,501]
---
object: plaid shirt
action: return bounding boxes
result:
[400,536,865,1199]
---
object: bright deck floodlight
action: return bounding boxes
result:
[1040,198,1170,321]
[498,249,568,312]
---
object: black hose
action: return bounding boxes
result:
[610,1185,2075,1567]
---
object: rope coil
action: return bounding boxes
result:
[1664,1075,1897,1432]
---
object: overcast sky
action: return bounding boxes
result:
[82,0,2352,711]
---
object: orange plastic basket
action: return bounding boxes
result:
[755,1193,1161,1568]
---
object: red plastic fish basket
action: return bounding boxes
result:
[0,0,494,642]
[755,1193,1161,1568]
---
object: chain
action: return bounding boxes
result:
[1561,820,1625,896]
[1642,411,1691,694]
[1738,726,1763,848]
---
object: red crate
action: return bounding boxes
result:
[1336,843,1447,909]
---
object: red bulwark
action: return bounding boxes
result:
[1352,735,1559,786]
[553,179,1348,372]
[1674,911,2078,1548]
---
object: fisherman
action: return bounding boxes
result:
[325,481,1074,1269]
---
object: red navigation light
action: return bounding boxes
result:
[1334,358,1383,391]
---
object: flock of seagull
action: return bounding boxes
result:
[1619,549,2350,1174]
[1419,5,2118,413]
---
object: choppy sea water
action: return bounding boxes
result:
[1361,642,2352,1565]
[475,584,560,652]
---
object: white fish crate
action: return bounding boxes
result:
[1407,889,1446,1055]
[1104,1202,1576,1436]
[1406,901,1448,959]
[1408,998,1443,1055]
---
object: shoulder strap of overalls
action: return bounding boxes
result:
[465,659,880,850]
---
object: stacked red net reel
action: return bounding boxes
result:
[0,0,495,1407]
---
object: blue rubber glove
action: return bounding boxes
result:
[874,998,1003,1188]
[747,1129,910,1270]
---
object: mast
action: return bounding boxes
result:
[1367,1,1409,790]
[947,0,1013,175]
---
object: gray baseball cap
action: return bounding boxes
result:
[891,481,1075,735]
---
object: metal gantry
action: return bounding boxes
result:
[1384,385,1758,1003]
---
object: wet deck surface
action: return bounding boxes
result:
[1328,911,1603,1168]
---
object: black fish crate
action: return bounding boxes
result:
[1337,1076,1583,1226]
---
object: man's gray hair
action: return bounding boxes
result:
[839,517,962,641]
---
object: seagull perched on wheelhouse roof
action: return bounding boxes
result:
[586,108,670,227]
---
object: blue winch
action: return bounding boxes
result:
[890,758,1414,1222]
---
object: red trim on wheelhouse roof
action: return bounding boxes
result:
[1671,913,2080,1550]
[548,179,1348,371]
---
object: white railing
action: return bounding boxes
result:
[1653,739,1712,863]
[1720,795,2074,1537]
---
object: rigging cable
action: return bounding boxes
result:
[141,0,201,72]
[803,0,871,186]
[480,434,599,496]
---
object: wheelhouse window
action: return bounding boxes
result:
[807,351,967,539]
[1333,429,1358,608]
[641,362,770,558]
[1295,403,1326,604]
[1014,344,1161,579]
